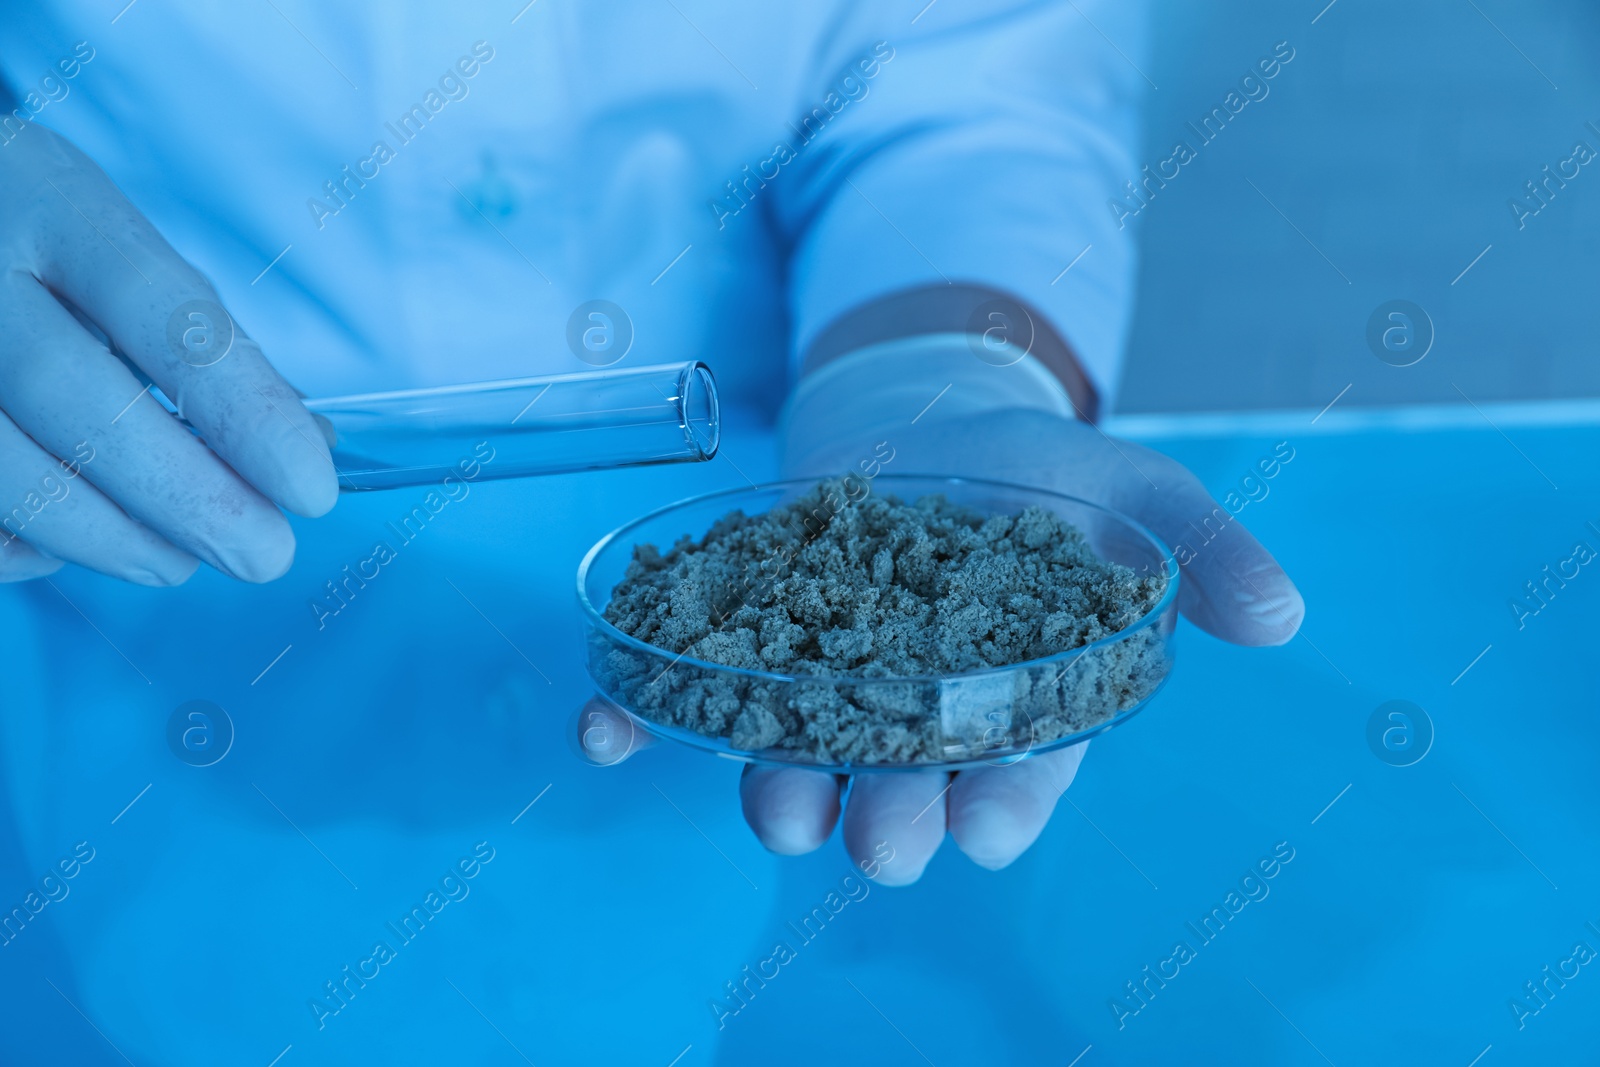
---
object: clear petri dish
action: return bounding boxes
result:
[577,475,1180,772]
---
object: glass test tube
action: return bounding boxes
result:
[303,361,719,491]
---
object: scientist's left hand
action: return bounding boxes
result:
[572,404,1304,885]
[574,693,1088,884]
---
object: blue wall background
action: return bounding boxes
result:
[1121,0,1600,412]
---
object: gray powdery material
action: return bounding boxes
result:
[596,480,1172,764]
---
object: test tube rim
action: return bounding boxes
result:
[678,362,720,461]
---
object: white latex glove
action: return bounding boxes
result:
[0,125,336,585]
[576,333,1303,884]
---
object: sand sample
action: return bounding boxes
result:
[593,479,1172,764]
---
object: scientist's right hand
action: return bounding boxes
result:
[0,124,336,585]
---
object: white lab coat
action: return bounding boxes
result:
[0,0,1142,410]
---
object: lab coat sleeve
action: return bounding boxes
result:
[772,0,1149,410]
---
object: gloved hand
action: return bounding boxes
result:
[574,334,1303,884]
[0,125,336,585]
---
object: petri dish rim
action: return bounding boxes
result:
[577,475,1181,771]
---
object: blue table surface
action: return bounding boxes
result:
[1,412,1595,1066]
